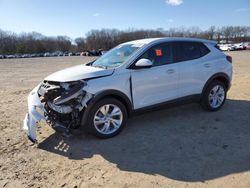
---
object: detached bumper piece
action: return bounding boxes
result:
[23,85,45,143]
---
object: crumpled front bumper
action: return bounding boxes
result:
[23,84,45,143]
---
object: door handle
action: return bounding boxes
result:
[204,63,211,68]
[166,69,175,74]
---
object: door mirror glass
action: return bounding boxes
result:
[135,58,153,68]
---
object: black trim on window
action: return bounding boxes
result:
[128,41,211,69]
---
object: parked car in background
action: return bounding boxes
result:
[23,37,232,142]
[88,50,102,56]
[37,53,45,57]
[6,55,16,59]
[233,43,245,50]
[44,52,52,57]
[30,54,37,58]
[13,54,21,58]
[80,51,88,56]
[63,52,69,56]
[243,42,249,49]
[219,44,235,51]
[58,51,64,56]
[245,44,250,50]
[22,54,31,58]
[0,55,4,59]
[51,51,63,56]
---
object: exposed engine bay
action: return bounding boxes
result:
[38,80,93,134]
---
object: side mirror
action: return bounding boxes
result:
[135,58,153,68]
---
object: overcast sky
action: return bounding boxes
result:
[0,0,249,38]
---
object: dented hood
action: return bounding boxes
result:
[45,64,114,82]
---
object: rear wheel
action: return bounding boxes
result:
[201,81,227,111]
[86,98,127,138]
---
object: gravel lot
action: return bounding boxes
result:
[0,51,250,188]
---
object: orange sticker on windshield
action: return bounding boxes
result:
[155,49,162,56]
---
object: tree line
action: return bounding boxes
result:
[0,26,249,54]
[0,30,72,54]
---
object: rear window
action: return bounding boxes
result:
[173,42,210,62]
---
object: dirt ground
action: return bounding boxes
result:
[0,51,249,188]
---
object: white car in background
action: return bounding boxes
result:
[233,43,245,50]
[219,44,235,51]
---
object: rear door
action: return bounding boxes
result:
[130,42,180,109]
[172,42,211,97]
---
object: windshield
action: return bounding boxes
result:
[92,43,143,68]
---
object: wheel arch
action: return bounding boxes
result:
[81,89,133,128]
[202,73,230,95]
[90,90,133,114]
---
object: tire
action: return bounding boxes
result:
[201,80,227,111]
[85,98,128,138]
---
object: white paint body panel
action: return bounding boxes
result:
[45,64,114,82]
[131,64,179,109]
[86,69,132,102]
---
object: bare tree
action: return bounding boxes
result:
[207,26,216,40]
[75,37,86,52]
[0,26,250,55]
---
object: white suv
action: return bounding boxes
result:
[23,38,232,142]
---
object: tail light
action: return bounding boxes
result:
[226,55,232,63]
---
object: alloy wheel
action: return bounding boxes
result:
[208,85,225,109]
[93,104,123,135]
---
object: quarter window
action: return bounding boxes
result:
[200,43,211,56]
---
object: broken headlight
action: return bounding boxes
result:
[60,80,86,91]
[53,80,87,105]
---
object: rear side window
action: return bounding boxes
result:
[173,42,210,62]
[139,43,173,67]
[214,44,222,51]
[200,43,210,56]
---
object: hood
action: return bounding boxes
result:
[45,64,114,82]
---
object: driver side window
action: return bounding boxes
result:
[140,43,173,67]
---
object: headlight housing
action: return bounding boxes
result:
[60,80,86,91]
[53,80,87,105]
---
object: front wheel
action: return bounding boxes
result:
[86,98,128,138]
[201,81,227,111]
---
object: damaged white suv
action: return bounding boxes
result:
[23,38,232,142]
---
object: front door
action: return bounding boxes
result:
[130,42,180,109]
